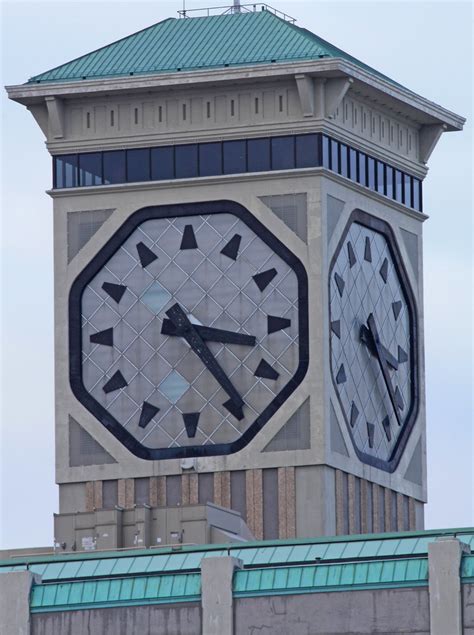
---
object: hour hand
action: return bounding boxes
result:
[360,325,399,370]
[161,319,256,346]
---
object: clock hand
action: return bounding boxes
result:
[360,325,399,370]
[165,303,245,420]
[366,314,402,426]
[161,319,256,347]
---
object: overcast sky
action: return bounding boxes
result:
[1,0,472,549]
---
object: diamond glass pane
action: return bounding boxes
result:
[141,281,172,314]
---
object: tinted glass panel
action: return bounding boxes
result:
[151,146,174,180]
[248,138,271,172]
[103,150,126,184]
[367,157,376,190]
[395,170,403,202]
[358,153,367,186]
[412,178,421,211]
[271,136,295,170]
[296,134,319,168]
[340,144,348,177]
[404,173,412,207]
[322,135,330,168]
[127,148,150,182]
[349,148,357,180]
[386,165,394,199]
[175,144,198,178]
[330,138,339,173]
[199,142,222,176]
[55,155,78,188]
[223,140,246,174]
[376,161,385,195]
[79,153,102,187]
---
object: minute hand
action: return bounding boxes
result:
[165,303,245,420]
[367,313,402,426]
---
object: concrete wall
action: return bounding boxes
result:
[463,584,474,635]
[234,588,430,635]
[31,604,201,635]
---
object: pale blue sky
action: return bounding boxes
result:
[1,0,472,549]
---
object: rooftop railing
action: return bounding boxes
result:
[177,3,296,23]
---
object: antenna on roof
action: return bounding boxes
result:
[233,0,241,12]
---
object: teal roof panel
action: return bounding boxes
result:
[30,573,201,613]
[27,10,397,86]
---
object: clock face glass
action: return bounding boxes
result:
[329,211,418,471]
[70,202,308,460]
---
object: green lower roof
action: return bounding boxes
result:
[27,8,397,86]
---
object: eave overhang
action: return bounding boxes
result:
[6,58,465,133]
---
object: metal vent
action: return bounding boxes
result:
[263,399,310,452]
[260,193,307,242]
[69,416,116,466]
[67,209,114,262]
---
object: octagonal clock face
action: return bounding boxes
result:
[329,210,418,472]
[70,201,308,460]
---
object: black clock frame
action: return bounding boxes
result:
[329,209,420,473]
[69,200,309,460]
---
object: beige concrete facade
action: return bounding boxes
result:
[7,42,464,543]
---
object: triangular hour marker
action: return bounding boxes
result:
[334,273,345,297]
[180,225,198,250]
[139,402,160,428]
[267,315,291,334]
[394,386,404,412]
[382,415,391,441]
[367,422,375,448]
[253,268,277,292]
[347,241,357,268]
[183,412,200,438]
[90,328,113,347]
[103,371,127,394]
[102,282,127,303]
[398,346,408,363]
[392,301,402,320]
[137,242,158,267]
[336,364,346,384]
[255,359,279,380]
[364,237,372,262]
[380,258,389,283]
[220,234,242,260]
[331,320,341,339]
[350,402,359,427]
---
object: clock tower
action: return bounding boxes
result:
[7,4,464,550]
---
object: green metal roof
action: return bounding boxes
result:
[2,528,472,613]
[27,9,397,86]
[30,572,201,613]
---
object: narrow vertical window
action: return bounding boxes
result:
[86,112,91,129]
[134,108,138,125]
[381,120,385,138]
[404,174,412,207]
[322,135,330,168]
[206,101,211,118]
[376,161,385,195]
[255,97,259,114]
[182,103,187,121]
[278,95,283,112]
[349,148,357,181]
[110,110,115,127]
[330,138,339,173]
[158,106,163,123]
[339,143,348,177]
[395,170,403,202]
[412,178,421,211]
[358,153,367,186]
[230,99,235,117]
[367,157,376,190]
[363,112,367,129]
[386,166,394,199]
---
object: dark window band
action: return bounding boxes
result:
[53,133,423,212]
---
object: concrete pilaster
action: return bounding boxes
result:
[0,571,40,635]
[428,537,470,635]
[201,556,243,635]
